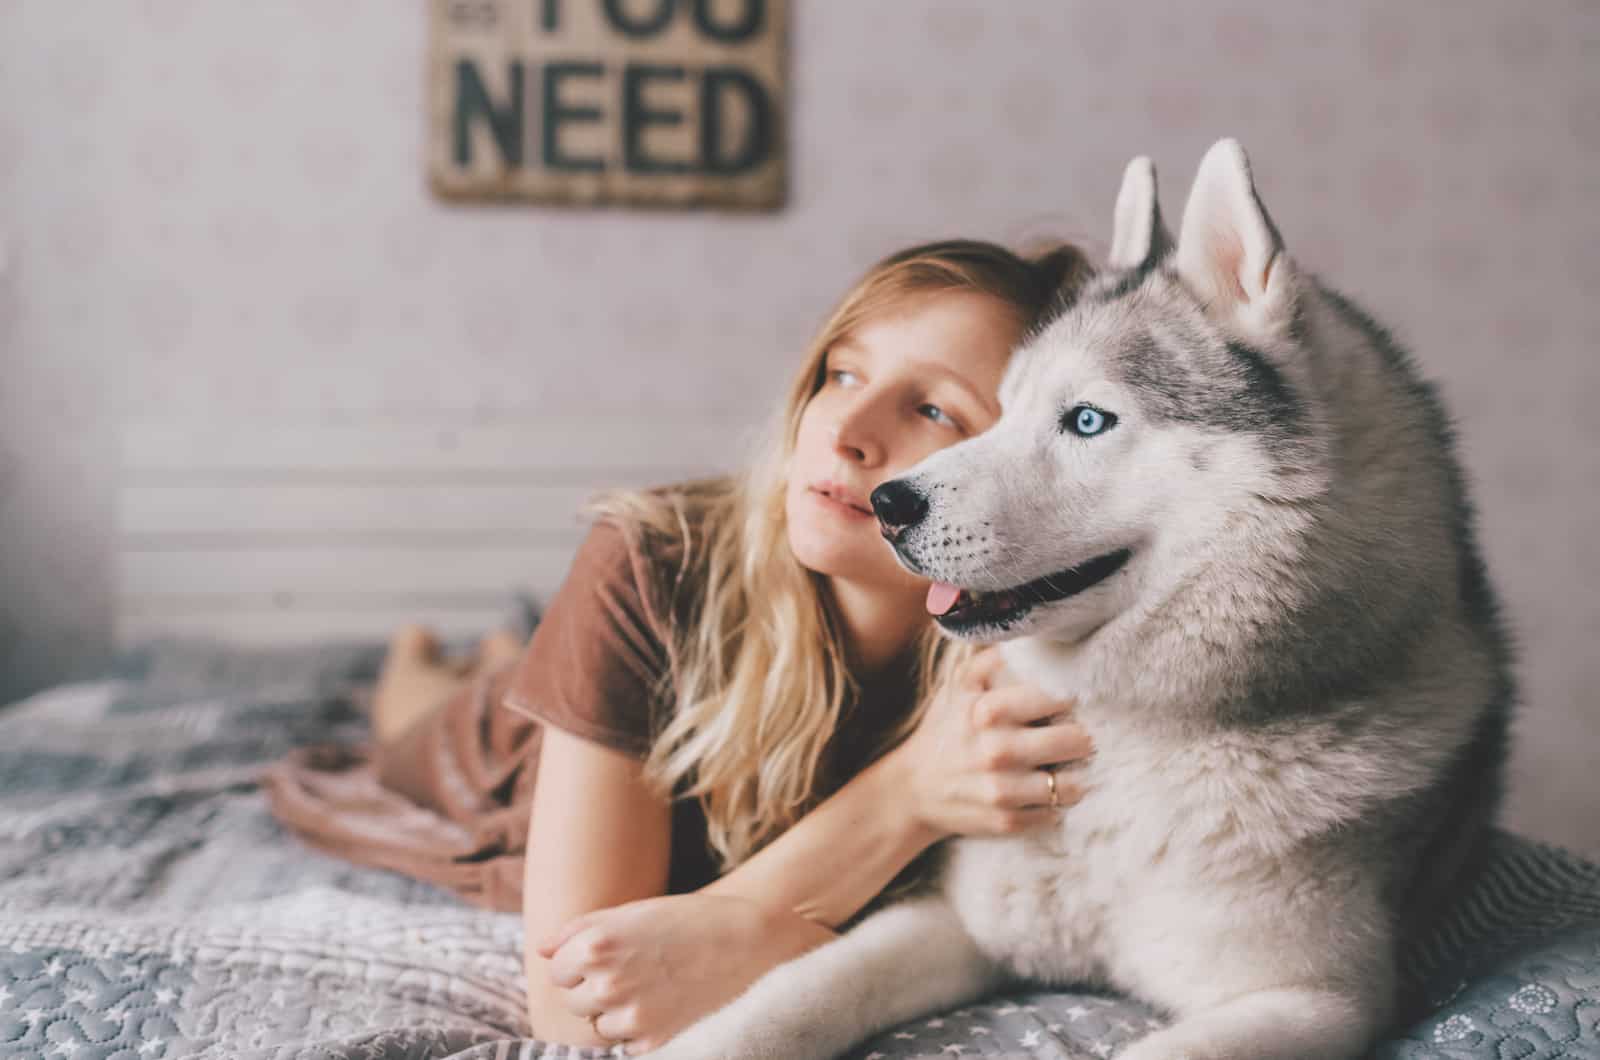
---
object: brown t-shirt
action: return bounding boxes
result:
[501,516,721,895]
[264,515,921,913]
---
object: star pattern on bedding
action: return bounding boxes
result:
[0,640,1595,1059]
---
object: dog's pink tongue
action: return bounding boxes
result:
[926,582,963,616]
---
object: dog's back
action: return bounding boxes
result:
[1313,284,1516,1019]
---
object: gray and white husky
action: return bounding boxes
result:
[646,139,1515,1060]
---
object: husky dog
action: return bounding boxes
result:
[644,139,1514,1060]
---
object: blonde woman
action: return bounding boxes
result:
[265,239,1100,1052]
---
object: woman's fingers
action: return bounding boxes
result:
[536,915,589,958]
[972,789,1081,834]
[993,768,1086,811]
[544,948,586,988]
[541,924,601,987]
[961,645,1008,690]
[974,683,1078,728]
[1007,719,1094,769]
[566,972,615,1012]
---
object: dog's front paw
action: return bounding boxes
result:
[1115,1029,1216,1060]
[636,1013,829,1060]
[632,1017,758,1060]
[633,1030,752,1060]
[635,1036,734,1060]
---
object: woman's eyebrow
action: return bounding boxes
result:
[909,361,999,418]
[832,338,998,417]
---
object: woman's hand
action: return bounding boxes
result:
[891,644,1093,842]
[534,892,828,1054]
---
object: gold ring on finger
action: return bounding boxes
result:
[1043,767,1059,809]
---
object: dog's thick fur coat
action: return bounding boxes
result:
[645,139,1514,1060]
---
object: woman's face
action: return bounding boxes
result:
[785,290,1021,593]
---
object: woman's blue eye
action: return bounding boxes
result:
[920,404,956,428]
[1065,404,1117,437]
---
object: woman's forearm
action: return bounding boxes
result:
[761,904,842,970]
[698,747,942,929]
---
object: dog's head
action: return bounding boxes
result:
[872,139,1330,644]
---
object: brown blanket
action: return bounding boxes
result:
[263,662,537,913]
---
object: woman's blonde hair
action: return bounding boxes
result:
[581,238,1094,876]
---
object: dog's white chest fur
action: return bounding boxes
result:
[942,750,1141,984]
[938,722,1312,1011]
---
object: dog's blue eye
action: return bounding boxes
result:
[1065,404,1116,437]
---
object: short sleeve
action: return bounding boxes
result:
[500,519,674,759]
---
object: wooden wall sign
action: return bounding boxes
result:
[428,0,787,209]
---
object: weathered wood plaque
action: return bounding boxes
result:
[428,0,786,209]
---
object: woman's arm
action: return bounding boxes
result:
[523,725,910,1047]
[522,723,673,1046]
[528,742,934,1049]
[704,645,1090,931]
[698,744,939,929]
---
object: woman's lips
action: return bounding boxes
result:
[811,487,874,520]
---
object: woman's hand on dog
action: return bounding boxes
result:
[893,645,1092,841]
[535,892,826,1054]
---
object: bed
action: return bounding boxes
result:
[2,629,1596,1059]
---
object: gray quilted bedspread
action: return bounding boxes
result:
[0,637,1596,1059]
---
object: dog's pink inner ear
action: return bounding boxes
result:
[1203,225,1250,304]
[1176,140,1290,317]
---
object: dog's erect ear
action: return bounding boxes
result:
[1175,139,1295,327]
[1108,156,1173,272]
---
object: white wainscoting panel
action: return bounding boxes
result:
[116,416,748,647]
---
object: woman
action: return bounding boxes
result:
[265,238,1100,1053]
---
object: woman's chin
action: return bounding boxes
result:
[787,536,920,597]
[787,527,874,580]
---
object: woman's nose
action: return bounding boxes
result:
[829,413,882,465]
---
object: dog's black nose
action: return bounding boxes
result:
[870,479,928,536]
